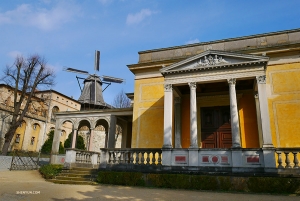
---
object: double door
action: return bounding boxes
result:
[201,106,232,148]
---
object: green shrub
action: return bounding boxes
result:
[97,171,300,194]
[41,130,64,154]
[97,171,145,186]
[190,175,218,190]
[64,132,86,150]
[39,164,63,179]
[247,177,300,194]
[217,176,231,191]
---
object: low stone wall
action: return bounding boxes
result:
[0,156,50,170]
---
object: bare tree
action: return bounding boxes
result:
[1,55,55,155]
[112,89,131,108]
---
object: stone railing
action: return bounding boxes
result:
[101,148,162,166]
[275,148,300,169]
[64,148,100,169]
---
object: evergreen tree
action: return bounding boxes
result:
[41,130,64,154]
[64,132,86,150]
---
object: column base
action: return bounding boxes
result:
[162,144,172,149]
[262,144,274,148]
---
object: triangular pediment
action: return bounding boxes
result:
[160,50,269,75]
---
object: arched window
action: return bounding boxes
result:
[51,106,59,121]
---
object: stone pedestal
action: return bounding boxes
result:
[188,148,199,166]
[162,148,172,166]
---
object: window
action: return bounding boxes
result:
[30,137,35,145]
[15,134,20,143]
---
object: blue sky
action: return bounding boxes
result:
[1,0,299,105]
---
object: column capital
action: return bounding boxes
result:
[164,84,172,92]
[227,78,236,85]
[256,75,266,84]
[188,82,197,89]
[174,97,181,104]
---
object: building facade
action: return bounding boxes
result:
[0,85,80,153]
[55,28,300,173]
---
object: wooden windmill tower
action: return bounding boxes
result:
[64,51,124,110]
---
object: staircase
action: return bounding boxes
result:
[49,167,99,185]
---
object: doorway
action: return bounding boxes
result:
[201,106,232,148]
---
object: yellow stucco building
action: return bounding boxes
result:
[56,28,300,173]
[0,84,80,152]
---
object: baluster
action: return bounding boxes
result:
[108,152,112,164]
[277,152,283,168]
[135,152,140,164]
[293,152,299,168]
[112,152,115,164]
[157,152,162,165]
[130,151,134,164]
[123,152,127,163]
[152,152,155,165]
[285,152,292,168]
[97,154,101,164]
[146,152,151,165]
[141,151,145,164]
[119,151,123,164]
[83,153,86,163]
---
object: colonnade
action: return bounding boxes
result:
[163,75,274,149]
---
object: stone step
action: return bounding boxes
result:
[49,179,98,185]
[59,173,97,178]
[61,170,98,175]
[55,176,96,182]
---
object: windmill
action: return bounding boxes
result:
[64,50,124,110]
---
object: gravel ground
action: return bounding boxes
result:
[0,170,299,201]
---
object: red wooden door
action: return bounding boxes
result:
[201,106,232,148]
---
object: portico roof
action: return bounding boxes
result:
[160,50,269,75]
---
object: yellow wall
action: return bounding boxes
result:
[12,121,26,150]
[132,77,164,148]
[267,62,300,147]
[239,93,259,148]
[28,124,40,151]
[181,96,190,148]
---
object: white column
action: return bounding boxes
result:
[71,129,77,148]
[51,119,61,154]
[174,97,182,148]
[163,84,173,148]
[227,78,241,148]
[254,93,263,147]
[189,82,198,148]
[88,128,94,151]
[256,75,274,148]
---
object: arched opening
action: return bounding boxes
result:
[77,120,91,150]
[93,119,109,151]
[51,106,59,122]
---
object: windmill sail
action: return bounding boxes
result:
[95,50,100,71]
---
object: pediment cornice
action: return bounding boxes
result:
[160,50,269,75]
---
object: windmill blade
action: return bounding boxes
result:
[64,67,89,75]
[94,50,100,72]
[102,75,124,83]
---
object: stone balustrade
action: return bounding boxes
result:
[276,148,300,169]
[101,148,162,166]
[64,148,100,169]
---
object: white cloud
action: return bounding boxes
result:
[185,39,200,44]
[7,51,23,59]
[126,9,154,25]
[0,3,80,31]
